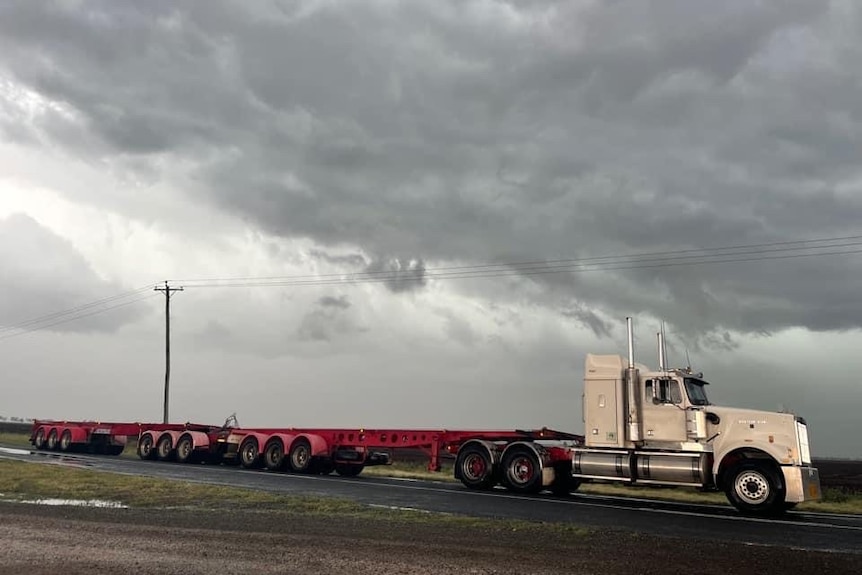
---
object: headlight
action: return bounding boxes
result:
[796,421,811,464]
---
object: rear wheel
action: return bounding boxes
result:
[137,434,156,460]
[725,461,785,516]
[33,428,46,450]
[175,435,194,463]
[334,463,364,477]
[501,446,543,494]
[239,438,261,469]
[46,430,59,451]
[263,440,285,471]
[107,445,125,456]
[455,445,496,490]
[59,430,72,452]
[288,439,313,473]
[156,435,174,461]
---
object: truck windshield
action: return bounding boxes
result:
[684,378,710,406]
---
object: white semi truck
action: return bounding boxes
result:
[454,317,821,515]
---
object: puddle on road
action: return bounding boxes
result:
[3,498,128,509]
[0,447,32,456]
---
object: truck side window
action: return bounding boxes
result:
[646,379,682,404]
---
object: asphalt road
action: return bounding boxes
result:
[2,445,860,553]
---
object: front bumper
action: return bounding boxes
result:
[782,465,821,503]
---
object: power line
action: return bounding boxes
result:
[0,285,156,333]
[0,292,159,342]
[170,234,862,285]
[173,238,862,289]
[4,233,862,338]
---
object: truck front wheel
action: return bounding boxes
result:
[725,461,785,516]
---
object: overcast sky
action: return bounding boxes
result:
[1,1,860,457]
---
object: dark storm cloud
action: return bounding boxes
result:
[0,214,145,333]
[364,257,426,293]
[1,0,860,339]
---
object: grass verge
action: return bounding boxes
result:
[0,459,588,534]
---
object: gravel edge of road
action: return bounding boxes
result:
[1,501,860,575]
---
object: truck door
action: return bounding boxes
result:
[641,378,688,443]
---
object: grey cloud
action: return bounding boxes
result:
[1,1,860,341]
[298,292,363,342]
[365,257,426,293]
[318,295,350,310]
[308,250,367,268]
[561,306,612,339]
[0,213,145,334]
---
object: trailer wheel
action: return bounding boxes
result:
[175,435,195,463]
[46,430,59,451]
[137,434,156,460]
[59,430,73,452]
[263,440,285,471]
[334,463,364,477]
[455,445,496,490]
[156,435,175,461]
[107,445,125,456]
[239,438,261,469]
[288,439,313,473]
[725,461,785,516]
[33,428,46,450]
[501,446,543,494]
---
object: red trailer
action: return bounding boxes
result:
[29,419,584,495]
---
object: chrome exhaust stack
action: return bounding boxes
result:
[657,330,666,371]
[625,317,641,442]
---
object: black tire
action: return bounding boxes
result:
[33,428,46,450]
[724,461,786,516]
[239,438,261,469]
[59,430,72,452]
[263,440,285,471]
[334,463,364,477]
[550,463,582,496]
[137,434,156,460]
[455,445,496,490]
[501,446,543,494]
[107,445,125,456]
[156,435,175,461]
[175,435,195,463]
[288,439,313,473]
[46,430,59,451]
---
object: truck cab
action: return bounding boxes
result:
[578,319,821,515]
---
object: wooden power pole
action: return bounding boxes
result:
[155,281,183,424]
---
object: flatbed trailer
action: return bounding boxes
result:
[28,419,585,492]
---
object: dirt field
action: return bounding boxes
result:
[0,502,858,575]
